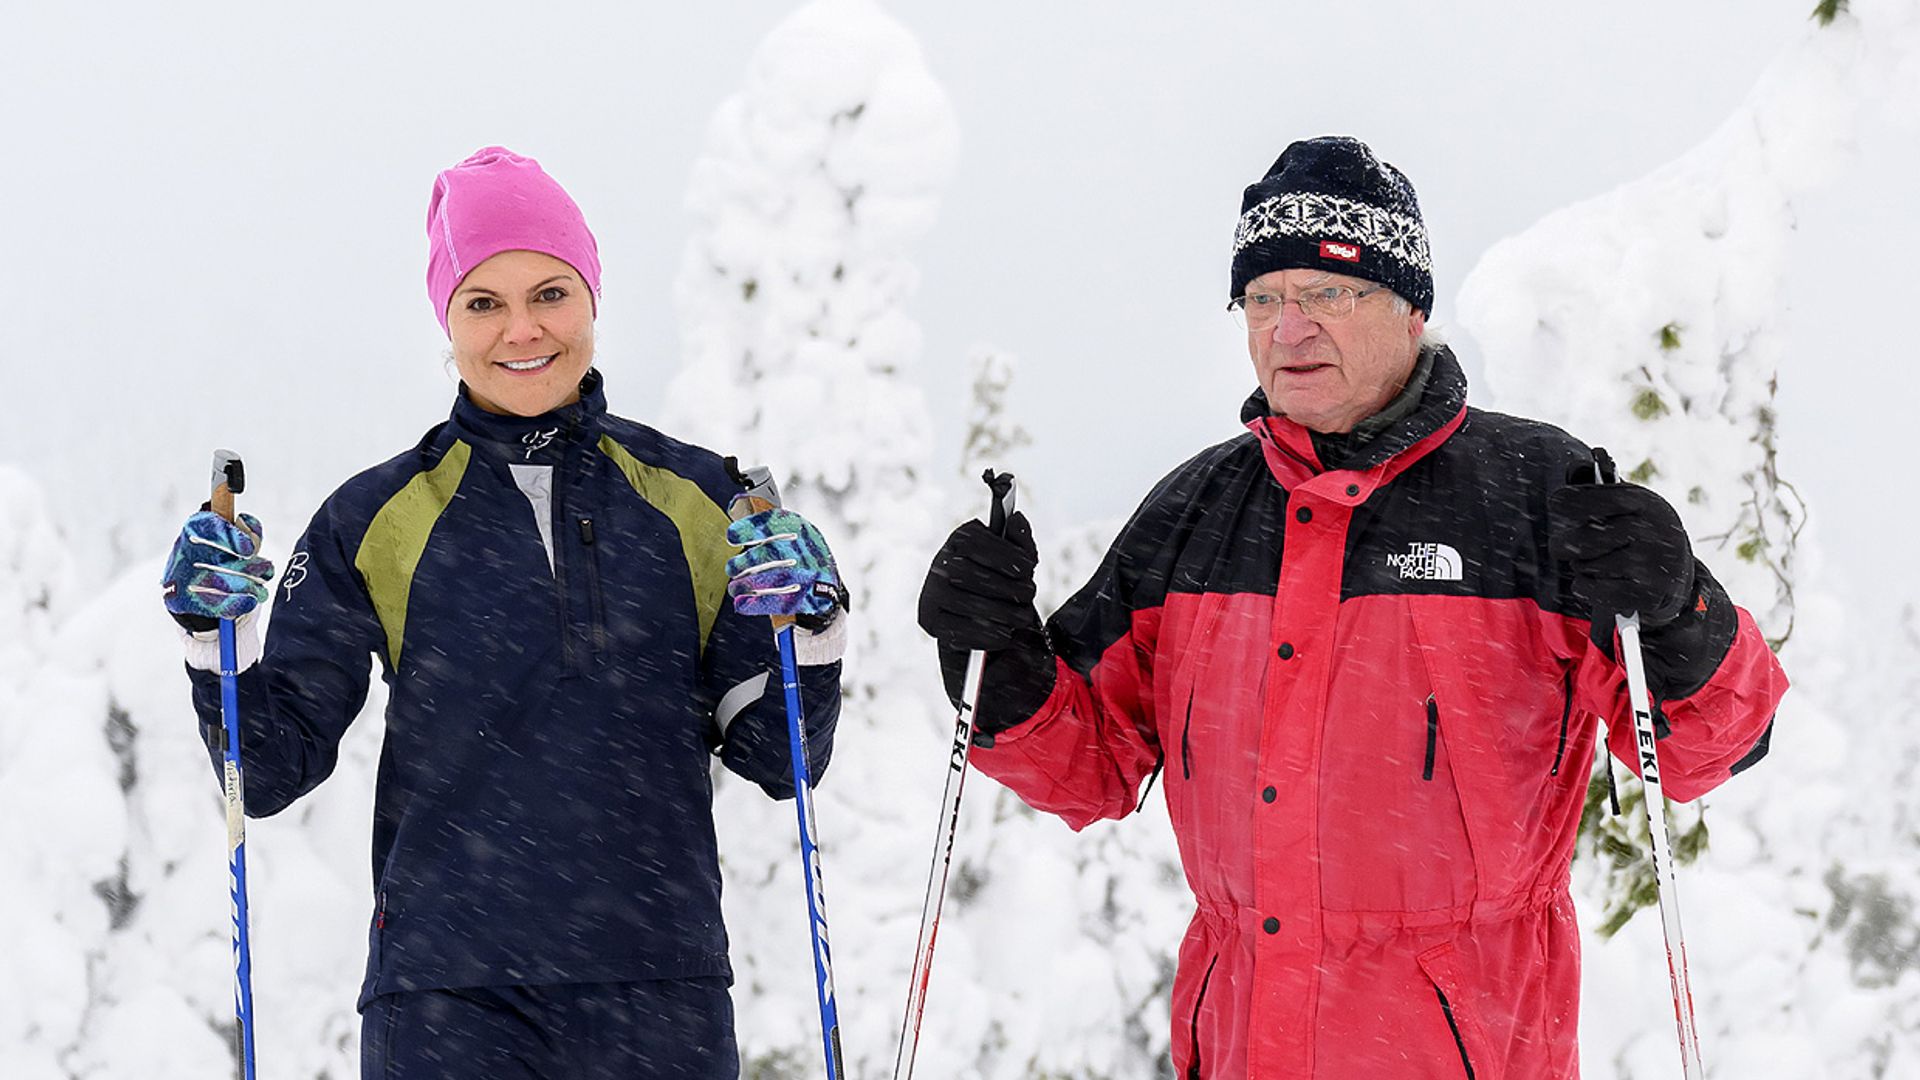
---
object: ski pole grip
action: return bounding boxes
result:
[211,449,245,523]
[982,469,1017,538]
[723,459,796,630]
[1589,447,1639,627]
[1589,446,1618,486]
[725,457,783,520]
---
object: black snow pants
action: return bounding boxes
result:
[359,978,738,1079]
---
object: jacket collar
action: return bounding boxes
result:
[1241,344,1469,492]
[448,367,608,465]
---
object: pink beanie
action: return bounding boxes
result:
[425,146,602,335]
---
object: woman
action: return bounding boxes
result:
[160,146,847,1078]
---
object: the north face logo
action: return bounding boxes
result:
[1386,542,1464,581]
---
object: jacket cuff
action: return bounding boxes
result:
[792,610,847,666]
[178,611,262,674]
[1639,560,1739,700]
[938,630,1058,745]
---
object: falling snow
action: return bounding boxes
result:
[4,1,1920,1078]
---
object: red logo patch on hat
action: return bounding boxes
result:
[1320,240,1362,263]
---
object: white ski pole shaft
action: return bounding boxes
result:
[892,470,1017,1080]
[1596,448,1705,1079]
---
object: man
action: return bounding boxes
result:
[916,136,1787,1079]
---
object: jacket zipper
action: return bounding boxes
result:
[578,516,607,654]
[1187,953,1219,1080]
[1434,987,1477,1079]
[1180,690,1196,781]
[1550,670,1574,777]
[554,483,575,672]
[1423,694,1439,781]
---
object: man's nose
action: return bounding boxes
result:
[1274,305,1319,347]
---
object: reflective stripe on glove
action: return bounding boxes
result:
[725,509,848,629]
[161,509,276,632]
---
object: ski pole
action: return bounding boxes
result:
[210,449,259,1080]
[892,469,1016,1080]
[729,466,844,1080]
[1593,448,1705,1079]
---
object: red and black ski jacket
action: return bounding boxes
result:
[971,347,1786,1079]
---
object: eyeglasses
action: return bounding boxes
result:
[1227,283,1386,330]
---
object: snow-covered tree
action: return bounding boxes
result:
[1459,3,1920,1073]
[956,346,1032,490]
[660,1,974,1075]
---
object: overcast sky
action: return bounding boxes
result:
[4,0,1913,626]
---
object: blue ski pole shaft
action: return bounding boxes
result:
[776,620,844,1080]
[729,464,844,1080]
[211,450,259,1080]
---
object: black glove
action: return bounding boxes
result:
[1547,472,1695,628]
[917,511,1057,735]
[1549,462,1735,698]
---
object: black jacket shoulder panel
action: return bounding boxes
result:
[1048,433,1284,675]
[1342,407,1593,612]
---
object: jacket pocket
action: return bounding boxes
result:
[368,889,388,979]
[1550,669,1573,777]
[1417,943,1490,1080]
[1187,952,1219,1080]
[1181,690,1196,781]
[1423,694,1439,781]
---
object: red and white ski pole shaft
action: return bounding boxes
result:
[892,469,1017,1080]
[1594,448,1705,1079]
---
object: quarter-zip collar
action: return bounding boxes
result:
[448,368,607,465]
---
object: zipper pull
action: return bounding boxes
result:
[578,517,596,545]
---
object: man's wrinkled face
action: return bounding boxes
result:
[1242,268,1425,433]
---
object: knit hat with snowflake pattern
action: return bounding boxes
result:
[1229,136,1433,315]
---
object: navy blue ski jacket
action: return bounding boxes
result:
[187,371,841,1007]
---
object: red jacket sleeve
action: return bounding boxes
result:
[1579,603,1786,803]
[968,609,1164,831]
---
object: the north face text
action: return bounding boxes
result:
[1387,542,1464,582]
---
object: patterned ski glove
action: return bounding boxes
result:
[161,509,276,632]
[725,509,850,632]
